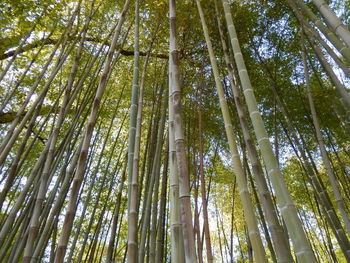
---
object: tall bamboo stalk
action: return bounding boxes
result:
[169,0,197,262]
[198,103,214,263]
[292,0,350,64]
[127,0,140,261]
[155,140,169,262]
[168,61,185,262]
[53,1,131,261]
[214,2,294,262]
[196,0,267,262]
[221,0,317,262]
[311,0,350,49]
[301,39,350,236]
[139,91,167,263]
[23,6,95,260]
[305,33,350,111]
[256,47,350,260]
[286,0,350,77]
[196,1,267,262]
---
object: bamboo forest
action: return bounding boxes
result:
[2,0,350,262]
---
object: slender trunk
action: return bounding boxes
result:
[127,0,140,261]
[311,0,350,49]
[246,161,278,263]
[303,25,350,78]
[193,158,203,263]
[254,43,350,260]
[215,200,224,262]
[306,32,350,111]
[198,104,214,263]
[155,140,169,262]
[196,1,267,262]
[169,62,185,263]
[169,1,197,261]
[23,6,95,260]
[76,121,121,263]
[149,155,161,263]
[280,116,350,260]
[0,27,77,165]
[292,0,350,64]
[54,2,131,261]
[106,154,128,263]
[214,2,293,262]
[221,1,316,261]
[301,40,350,236]
[259,52,350,260]
[138,93,167,263]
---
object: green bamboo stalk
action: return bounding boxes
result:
[169,60,185,262]
[196,1,267,262]
[23,6,94,259]
[255,48,350,260]
[53,1,131,261]
[292,0,350,64]
[155,140,169,262]
[286,0,350,77]
[308,36,350,111]
[311,0,350,49]
[106,152,127,263]
[169,0,197,261]
[127,0,140,262]
[139,92,167,263]
[198,102,214,263]
[221,0,317,262]
[214,2,294,262]
[301,39,350,236]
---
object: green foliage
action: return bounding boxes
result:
[0,0,349,261]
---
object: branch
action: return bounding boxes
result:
[0,106,73,124]
[0,36,168,60]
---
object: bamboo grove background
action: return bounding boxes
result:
[0,0,350,262]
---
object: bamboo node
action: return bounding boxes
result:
[249,110,259,118]
[257,137,269,144]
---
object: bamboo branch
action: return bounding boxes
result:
[0,36,168,60]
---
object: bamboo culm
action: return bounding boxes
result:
[221,0,317,261]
